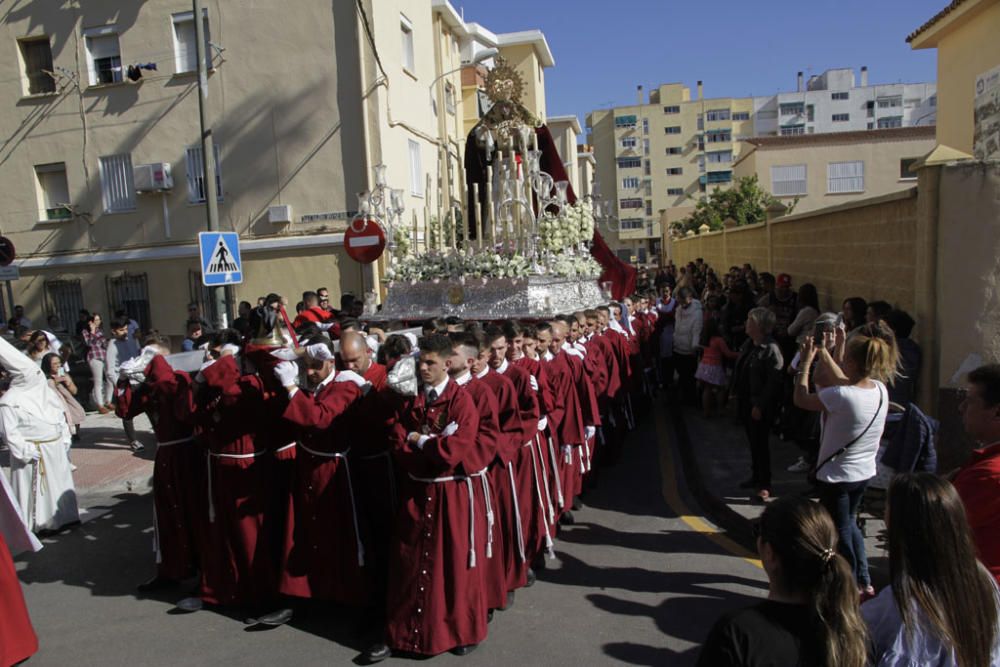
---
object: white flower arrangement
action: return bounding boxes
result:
[386,251,531,283]
[549,255,601,279]
[538,201,595,253]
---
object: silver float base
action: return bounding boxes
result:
[371,275,607,321]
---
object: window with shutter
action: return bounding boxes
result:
[827,161,864,193]
[84,28,122,85]
[186,144,223,203]
[99,154,135,212]
[771,164,807,196]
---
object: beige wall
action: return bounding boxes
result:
[498,43,546,121]
[547,118,581,194]
[670,190,919,313]
[911,0,1000,153]
[733,134,935,214]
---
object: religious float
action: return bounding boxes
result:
[351,58,634,322]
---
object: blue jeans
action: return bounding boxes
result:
[818,478,871,587]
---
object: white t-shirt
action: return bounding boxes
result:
[816,381,888,484]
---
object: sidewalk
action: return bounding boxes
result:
[1,410,155,507]
[669,402,889,587]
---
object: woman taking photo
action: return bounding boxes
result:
[42,352,84,443]
[863,473,1000,666]
[697,496,867,666]
[81,312,113,413]
[793,322,896,597]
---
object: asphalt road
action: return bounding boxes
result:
[15,404,768,666]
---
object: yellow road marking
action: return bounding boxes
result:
[654,408,763,569]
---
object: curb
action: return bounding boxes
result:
[667,402,757,552]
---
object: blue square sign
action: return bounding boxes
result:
[199,232,243,286]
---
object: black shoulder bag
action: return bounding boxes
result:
[812,384,885,478]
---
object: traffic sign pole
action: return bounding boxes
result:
[195,0,228,329]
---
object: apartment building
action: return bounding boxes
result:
[547,115,583,194]
[1,0,552,334]
[587,82,753,264]
[753,68,937,137]
[587,68,936,265]
[733,126,936,215]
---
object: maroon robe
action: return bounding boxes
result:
[492,360,547,581]
[185,355,285,607]
[279,375,367,604]
[478,368,530,593]
[0,533,36,667]
[116,355,204,581]
[455,374,506,611]
[386,380,491,656]
[546,351,588,510]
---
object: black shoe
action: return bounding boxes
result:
[137,576,175,593]
[525,568,536,588]
[738,478,758,489]
[361,643,391,664]
[504,590,515,610]
[255,607,293,626]
[487,609,494,623]
[572,497,583,511]
[450,644,478,657]
[559,511,575,526]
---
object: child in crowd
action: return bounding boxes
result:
[695,318,738,417]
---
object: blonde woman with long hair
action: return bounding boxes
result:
[793,320,898,598]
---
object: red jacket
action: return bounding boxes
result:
[953,441,1000,584]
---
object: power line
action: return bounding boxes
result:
[355,0,387,81]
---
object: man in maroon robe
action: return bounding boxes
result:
[174,336,288,620]
[511,325,558,566]
[115,336,205,592]
[484,325,544,588]
[447,333,506,615]
[365,335,491,661]
[273,340,370,608]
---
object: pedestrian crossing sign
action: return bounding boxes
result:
[199,231,243,286]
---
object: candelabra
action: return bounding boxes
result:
[356,163,405,261]
[590,188,620,233]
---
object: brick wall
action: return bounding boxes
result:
[669,189,918,313]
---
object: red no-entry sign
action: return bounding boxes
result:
[0,237,15,267]
[344,217,386,264]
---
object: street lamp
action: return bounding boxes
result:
[428,47,499,112]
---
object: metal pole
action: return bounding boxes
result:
[194,0,228,329]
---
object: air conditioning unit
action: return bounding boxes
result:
[134,163,173,192]
[268,204,293,225]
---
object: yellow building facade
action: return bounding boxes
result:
[588,83,754,265]
[1,0,552,335]
[733,127,936,215]
[908,0,1000,156]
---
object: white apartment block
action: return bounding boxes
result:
[753,67,937,137]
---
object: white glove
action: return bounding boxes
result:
[441,421,459,437]
[220,344,240,357]
[537,416,548,432]
[585,425,596,441]
[529,375,539,392]
[305,343,335,361]
[334,370,368,388]
[274,361,299,388]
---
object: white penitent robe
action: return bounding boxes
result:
[0,337,78,533]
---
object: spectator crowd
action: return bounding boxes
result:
[1,266,999,667]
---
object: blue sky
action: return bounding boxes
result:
[455,0,943,128]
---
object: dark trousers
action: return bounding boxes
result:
[674,353,697,404]
[818,478,871,587]
[659,356,674,390]
[743,415,772,489]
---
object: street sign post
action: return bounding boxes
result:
[199,231,243,286]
